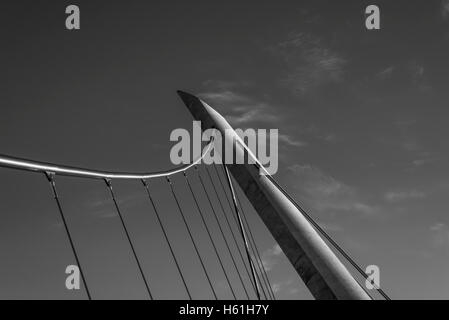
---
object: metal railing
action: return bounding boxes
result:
[0,141,213,180]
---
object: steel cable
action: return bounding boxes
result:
[166,177,218,300]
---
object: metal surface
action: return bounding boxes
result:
[177,90,371,300]
[0,141,213,180]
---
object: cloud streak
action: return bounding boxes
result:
[272,32,346,95]
[199,90,281,126]
[384,190,426,203]
[442,0,449,19]
[287,164,379,217]
[430,223,449,247]
[278,134,307,147]
[261,244,283,272]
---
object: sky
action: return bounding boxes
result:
[0,0,449,299]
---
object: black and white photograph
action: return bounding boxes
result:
[0,0,448,308]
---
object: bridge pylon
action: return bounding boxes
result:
[177,90,370,300]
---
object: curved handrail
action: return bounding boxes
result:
[0,140,214,180]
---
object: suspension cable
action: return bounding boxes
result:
[141,179,192,300]
[183,171,237,300]
[195,166,250,300]
[44,172,92,300]
[236,194,276,300]
[214,164,275,300]
[104,179,153,300]
[264,173,389,300]
[222,166,262,300]
[204,166,260,298]
[227,132,388,299]
[215,189,270,300]
[229,182,275,300]
[166,176,218,300]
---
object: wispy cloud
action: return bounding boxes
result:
[261,244,283,272]
[409,61,425,80]
[412,157,435,167]
[271,278,296,295]
[287,164,379,216]
[272,32,346,95]
[375,61,430,92]
[84,198,118,219]
[199,90,281,126]
[304,124,338,143]
[202,79,252,90]
[384,190,426,203]
[408,61,431,92]
[278,134,307,147]
[402,140,420,152]
[442,0,449,19]
[377,66,395,80]
[430,223,449,247]
[381,117,436,169]
[200,83,309,157]
[84,194,142,219]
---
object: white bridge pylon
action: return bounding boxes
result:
[177,90,371,300]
